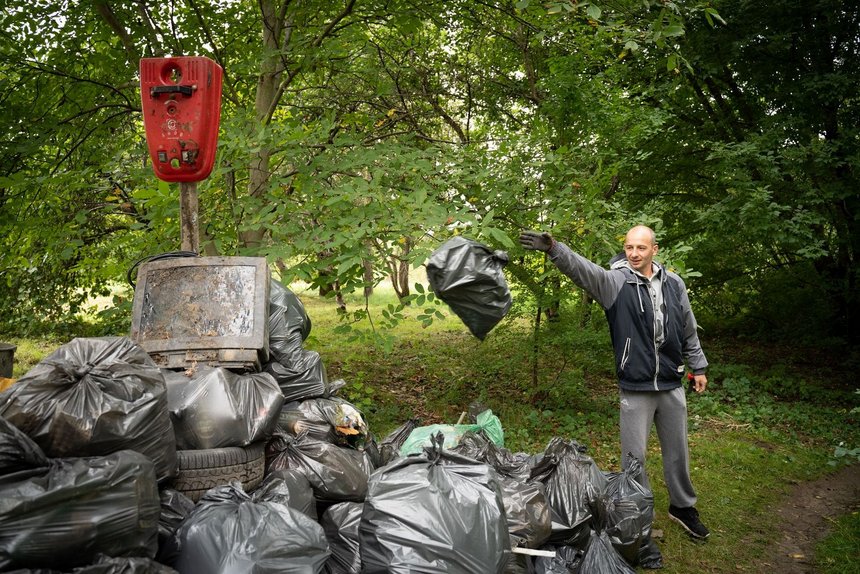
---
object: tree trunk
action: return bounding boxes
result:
[238,0,280,250]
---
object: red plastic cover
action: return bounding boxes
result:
[140,57,223,182]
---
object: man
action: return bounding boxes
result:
[520,225,710,540]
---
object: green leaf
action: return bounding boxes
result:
[667,54,678,71]
[664,24,685,37]
[586,4,602,20]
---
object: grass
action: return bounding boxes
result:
[2,279,858,572]
[816,511,860,574]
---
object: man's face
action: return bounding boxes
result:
[624,227,659,276]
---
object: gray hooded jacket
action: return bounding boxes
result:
[548,242,708,391]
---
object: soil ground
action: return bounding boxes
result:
[755,463,859,572]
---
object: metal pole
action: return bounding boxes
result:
[179,181,199,253]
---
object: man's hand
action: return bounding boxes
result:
[692,374,708,393]
[519,231,555,253]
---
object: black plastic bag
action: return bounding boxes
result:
[452,430,535,482]
[601,456,659,567]
[500,478,553,549]
[71,555,178,573]
[426,237,513,340]
[321,502,363,574]
[5,555,180,573]
[530,438,607,549]
[452,434,551,549]
[268,279,312,364]
[0,414,50,474]
[0,337,176,481]
[0,418,160,571]
[278,394,369,448]
[253,468,317,519]
[578,530,637,574]
[155,489,195,567]
[359,434,511,573]
[376,418,419,467]
[532,545,584,574]
[167,367,284,450]
[266,432,371,502]
[175,482,329,574]
[263,350,330,403]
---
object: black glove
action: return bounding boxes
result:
[519,231,555,253]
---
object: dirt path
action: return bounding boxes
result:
[756,463,859,573]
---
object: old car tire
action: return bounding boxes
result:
[173,442,266,502]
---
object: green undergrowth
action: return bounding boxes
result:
[3,285,858,572]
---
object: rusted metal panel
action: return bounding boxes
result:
[130,257,269,370]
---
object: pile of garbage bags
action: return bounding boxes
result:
[0,280,662,573]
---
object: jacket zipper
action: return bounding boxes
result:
[620,337,631,372]
[652,282,659,390]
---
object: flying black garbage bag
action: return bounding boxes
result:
[601,456,661,568]
[268,279,312,364]
[0,418,160,571]
[266,431,372,502]
[278,394,369,448]
[174,481,329,574]
[359,434,511,573]
[167,366,284,450]
[0,336,176,481]
[529,438,607,549]
[321,502,363,574]
[426,236,512,340]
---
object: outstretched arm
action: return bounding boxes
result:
[520,231,623,309]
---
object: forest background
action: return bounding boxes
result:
[0,1,858,572]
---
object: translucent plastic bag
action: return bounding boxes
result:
[0,337,176,481]
[175,482,329,574]
[426,237,512,340]
[360,434,511,573]
[400,409,504,456]
[167,367,283,450]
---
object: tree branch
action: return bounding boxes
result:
[93,1,139,64]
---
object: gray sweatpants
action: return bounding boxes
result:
[620,387,697,508]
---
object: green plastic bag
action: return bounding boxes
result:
[399,410,504,456]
